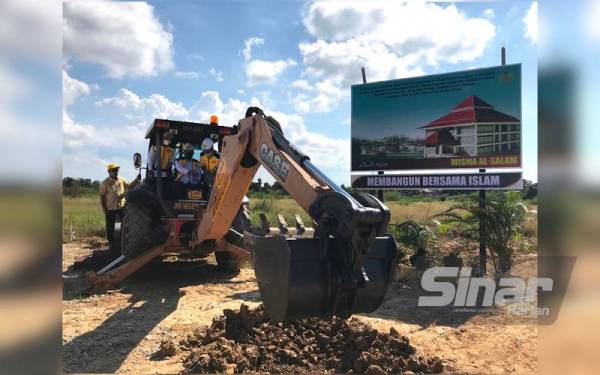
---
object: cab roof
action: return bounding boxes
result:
[145,118,223,145]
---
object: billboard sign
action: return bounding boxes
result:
[351,64,522,171]
[351,172,523,190]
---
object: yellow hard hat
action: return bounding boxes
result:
[107,163,120,171]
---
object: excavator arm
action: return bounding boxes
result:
[195,107,324,241]
[196,107,397,321]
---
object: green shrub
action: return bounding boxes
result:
[392,220,435,269]
[383,191,402,201]
[435,191,527,274]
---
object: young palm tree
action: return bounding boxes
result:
[435,191,527,275]
[394,220,435,270]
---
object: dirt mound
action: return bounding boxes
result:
[179,304,444,374]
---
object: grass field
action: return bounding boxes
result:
[62,193,457,242]
[63,194,105,240]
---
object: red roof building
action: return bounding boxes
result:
[421,95,520,158]
[423,128,460,146]
[422,95,520,129]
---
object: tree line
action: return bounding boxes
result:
[62,176,537,200]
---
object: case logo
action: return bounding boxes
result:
[260,143,290,182]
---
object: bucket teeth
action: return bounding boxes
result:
[277,213,289,234]
[294,214,305,236]
[256,212,314,238]
[259,213,270,235]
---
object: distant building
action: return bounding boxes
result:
[421,95,520,158]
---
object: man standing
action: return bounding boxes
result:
[200,138,220,199]
[99,163,140,248]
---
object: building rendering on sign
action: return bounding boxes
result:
[421,95,520,158]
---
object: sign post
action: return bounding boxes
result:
[478,169,486,276]
[478,46,507,276]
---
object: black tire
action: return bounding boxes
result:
[120,203,155,259]
[215,204,251,272]
[109,219,122,255]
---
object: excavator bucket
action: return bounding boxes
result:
[247,233,397,322]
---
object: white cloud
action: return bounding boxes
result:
[174,71,202,79]
[483,8,495,19]
[295,39,424,113]
[292,92,340,114]
[296,0,496,113]
[188,90,349,181]
[0,63,58,183]
[241,37,265,60]
[268,110,350,182]
[523,2,538,44]
[63,0,174,78]
[64,88,189,177]
[246,59,297,86]
[188,90,259,125]
[303,1,495,64]
[209,67,224,82]
[291,79,313,91]
[0,0,61,62]
[63,108,146,177]
[0,63,32,107]
[62,72,101,163]
[95,88,188,125]
[63,110,96,150]
[585,0,600,41]
[63,70,90,108]
[67,88,188,148]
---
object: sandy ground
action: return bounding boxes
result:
[62,239,538,374]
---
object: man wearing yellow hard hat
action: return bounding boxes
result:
[99,163,140,249]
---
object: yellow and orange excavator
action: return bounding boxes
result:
[88,107,397,322]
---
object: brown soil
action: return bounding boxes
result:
[62,239,538,374]
[180,304,443,374]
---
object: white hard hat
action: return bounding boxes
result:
[201,138,214,151]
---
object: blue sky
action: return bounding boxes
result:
[62,0,539,184]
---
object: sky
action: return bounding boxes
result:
[62,0,540,185]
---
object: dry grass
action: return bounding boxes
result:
[249,197,312,228]
[248,198,456,229]
[63,195,105,241]
[62,194,456,240]
[386,200,454,224]
[62,195,537,259]
[61,195,314,241]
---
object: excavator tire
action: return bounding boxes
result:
[121,202,155,259]
[215,205,251,272]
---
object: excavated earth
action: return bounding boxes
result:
[177,304,444,374]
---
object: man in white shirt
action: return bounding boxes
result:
[175,157,192,184]
[173,143,196,198]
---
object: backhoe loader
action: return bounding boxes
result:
[87,107,397,322]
